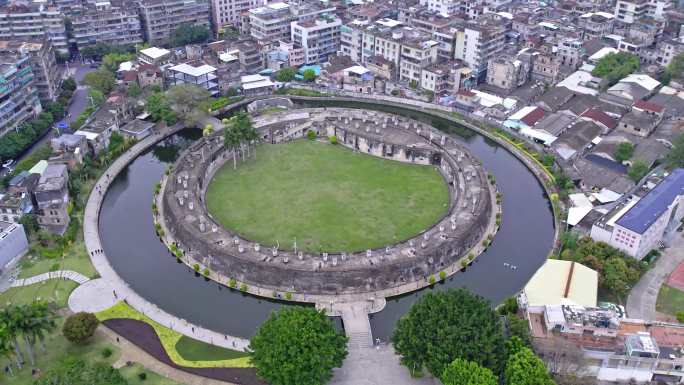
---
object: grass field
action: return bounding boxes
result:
[656,284,684,316]
[0,279,78,308]
[206,140,449,252]
[175,335,250,361]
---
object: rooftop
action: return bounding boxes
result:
[523,259,598,308]
[615,169,684,234]
[169,63,216,77]
[140,47,170,60]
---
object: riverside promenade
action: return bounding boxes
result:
[75,119,251,353]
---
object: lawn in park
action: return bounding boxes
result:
[656,284,684,316]
[0,279,78,308]
[206,140,449,252]
[175,335,250,361]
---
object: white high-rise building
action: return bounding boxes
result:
[211,0,265,31]
[291,16,341,64]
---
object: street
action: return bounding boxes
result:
[12,63,96,166]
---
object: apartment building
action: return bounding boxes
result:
[71,4,143,50]
[0,2,68,54]
[291,15,341,64]
[486,56,528,91]
[590,169,684,259]
[249,2,335,45]
[34,163,70,235]
[211,0,264,30]
[453,18,506,82]
[138,0,211,46]
[167,63,219,95]
[0,38,60,102]
[0,54,41,137]
[578,12,615,40]
[557,38,584,70]
[418,0,458,15]
[398,33,439,85]
[615,0,650,23]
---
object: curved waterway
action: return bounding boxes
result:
[98,102,555,340]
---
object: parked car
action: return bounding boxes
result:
[2,159,15,169]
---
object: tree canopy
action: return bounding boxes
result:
[392,288,506,377]
[627,159,649,182]
[276,67,296,82]
[614,142,634,163]
[441,358,498,385]
[83,69,116,95]
[591,52,640,87]
[170,24,211,47]
[146,92,177,125]
[102,52,135,73]
[665,133,684,169]
[165,84,211,127]
[663,52,684,84]
[505,346,556,385]
[62,312,99,344]
[249,307,347,385]
[303,69,317,82]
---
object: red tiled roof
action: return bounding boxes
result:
[521,107,546,126]
[633,99,664,114]
[122,70,138,82]
[580,107,617,130]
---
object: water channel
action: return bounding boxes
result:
[98,101,555,340]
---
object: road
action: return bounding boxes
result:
[12,63,96,166]
[626,233,684,320]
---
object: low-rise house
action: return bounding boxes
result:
[50,133,88,166]
[504,106,546,130]
[537,86,575,112]
[590,169,684,259]
[605,74,661,105]
[34,163,70,235]
[167,62,219,96]
[120,119,155,140]
[241,74,275,96]
[618,101,664,137]
[137,63,163,89]
[0,222,29,269]
[553,120,603,161]
[138,47,172,68]
[580,107,619,132]
[0,191,33,223]
[76,105,119,155]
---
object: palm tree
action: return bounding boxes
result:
[0,306,24,370]
[0,322,16,376]
[224,125,241,169]
[26,301,55,354]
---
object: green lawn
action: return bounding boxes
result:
[656,284,684,316]
[19,241,98,280]
[0,317,121,385]
[0,279,78,308]
[206,140,449,252]
[119,363,182,385]
[175,335,250,361]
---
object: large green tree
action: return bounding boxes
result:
[441,358,498,385]
[146,92,177,125]
[392,288,506,377]
[614,142,634,163]
[627,159,649,182]
[249,307,347,385]
[591,52,640,87]
[165,84,211,126]
[665,133,684,169]
[102,52,135,73]
[62,312,99,345]
[83,69,116,95]
[505,346,556,385]
[276,67,296,82]
[170,24,211,47]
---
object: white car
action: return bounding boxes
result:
[2,159,14,169]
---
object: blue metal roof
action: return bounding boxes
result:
[616,168,684,234]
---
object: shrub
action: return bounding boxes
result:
[482,240,489,247]
[63,312,100,344]
[307,130,316,140]
[138,372,147,381]
[50,263,60,271]
[240,283,248,292]
[229,278,237,288]
[272,291,278,298]
[101,347,113,358]
[193,263,200,272]
[677,311,684,323]
[461,260,468,268]
[428,276,436,285]
[329,135,337,145]
[439,271,446,281]
[468,253,475,261]
[203,267,210,277]
[285,292,293,300]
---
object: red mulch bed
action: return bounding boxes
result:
[103,318,268,385]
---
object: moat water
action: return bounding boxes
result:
[98,101,555,340]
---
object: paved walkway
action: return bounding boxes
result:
[626,234,684,320]
[330,344,438,385]
[10,270,90,288]
[68,278,118,313]
[77,123,251,352]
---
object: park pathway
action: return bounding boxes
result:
[4,270,90,290]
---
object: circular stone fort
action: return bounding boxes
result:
[157,103,495,298]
